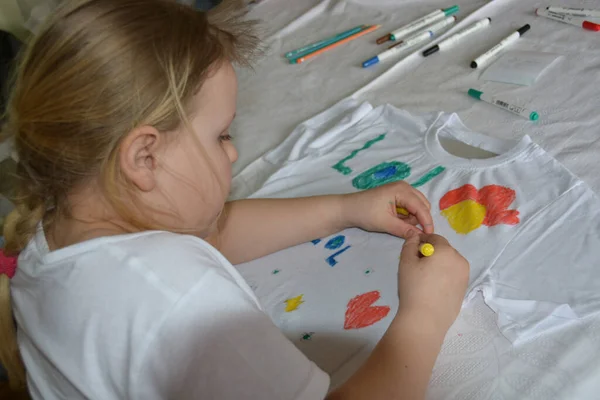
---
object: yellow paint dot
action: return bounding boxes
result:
[284,295,304,312]
[420,243,435,257]
[441,200,486,234]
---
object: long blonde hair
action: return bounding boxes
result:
[0,0,258,389]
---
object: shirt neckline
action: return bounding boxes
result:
[424,113,535,169]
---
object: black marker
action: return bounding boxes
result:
[470,24,530,69]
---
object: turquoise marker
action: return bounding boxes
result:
[389,5,459,41]
[285,25,365,60]
[468,89,539,121]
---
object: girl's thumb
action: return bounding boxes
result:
[400,230,422,261]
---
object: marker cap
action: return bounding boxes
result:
[376,34,391,44]
[517,24,531,35]
[529,111,539,121]
[423,44,440,57]
[362,56,379,68]
[583,21,600,31]
[468,88,483,100]
[443,5,460,16]
[420,243,435,257]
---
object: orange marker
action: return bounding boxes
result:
[294,25,382,64]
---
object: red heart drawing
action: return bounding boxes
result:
[344,291,390,330]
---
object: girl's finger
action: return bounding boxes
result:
[397,214,419,227]
[389,219,424,238]
[410,187,431,210]
[399,229,423,262]
[400,195,434,234]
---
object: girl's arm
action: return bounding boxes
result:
[209,196,347,265]
[208,182,433,265]
[326,311,445,400]
[327,233,469,400]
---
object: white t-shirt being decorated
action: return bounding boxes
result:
[233,99,600,387]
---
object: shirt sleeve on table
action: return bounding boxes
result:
[484,183,600,343]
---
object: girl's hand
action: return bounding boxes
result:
[341,182,434,238]
[397,232,470,333]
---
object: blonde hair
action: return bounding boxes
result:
[0,0,258,390]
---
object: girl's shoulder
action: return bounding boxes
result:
[15,230,253,306]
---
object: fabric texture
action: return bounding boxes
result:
[11,228,329,400]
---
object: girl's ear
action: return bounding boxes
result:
[119,125,161,192]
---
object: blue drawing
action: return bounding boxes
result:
[326,245,351,266]
[311,234,351,267]
[352,161,411,190]
[325,235,345,249]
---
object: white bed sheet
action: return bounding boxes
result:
[232,0,600,398]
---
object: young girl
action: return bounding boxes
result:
[0,0,469,399]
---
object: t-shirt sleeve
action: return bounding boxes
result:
[484,183,600,343]
[133,264,330,400]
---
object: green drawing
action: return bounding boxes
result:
[411,166,446,188]
[332,133,386,175]
[352,161,411,190]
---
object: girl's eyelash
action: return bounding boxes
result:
[219,134,233,141]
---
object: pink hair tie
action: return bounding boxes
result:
[0,249,17,279]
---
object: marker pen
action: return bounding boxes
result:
[546,6,600,18]
[388,15,457,49]
[468,89,539,120]
[364,16,456,67]
[363,30,432,67]
[536,8,600,31]
[389,5,459,41]
[423,17,491,57]
[470,24,530,69]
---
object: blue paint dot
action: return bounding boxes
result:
[352,161,411,190]
[325,235,345,250]
[373,165,398,180]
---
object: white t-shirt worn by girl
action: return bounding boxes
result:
[10,228,329,400]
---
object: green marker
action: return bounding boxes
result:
[468,89,539,121]
[390,5,459,41]
[285,25,366,60]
